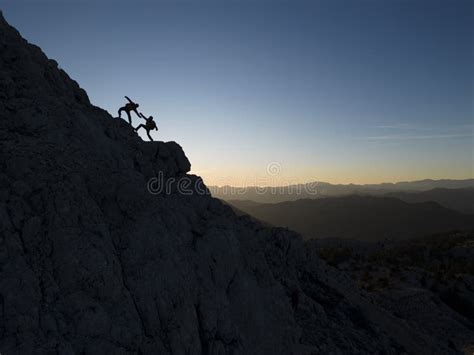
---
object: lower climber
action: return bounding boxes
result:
[135,112,158,141]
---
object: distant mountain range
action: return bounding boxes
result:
[227,195,474,241]
[210,179,474,204]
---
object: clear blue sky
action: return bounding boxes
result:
[2,0,473,185]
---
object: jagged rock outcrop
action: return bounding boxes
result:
[0,12,469,354]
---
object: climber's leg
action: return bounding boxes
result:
[146,130,153,142]
[135,124,145,132]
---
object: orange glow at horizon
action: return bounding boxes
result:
[191,164,474,187]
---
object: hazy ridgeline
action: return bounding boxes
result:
[211,179,474,204]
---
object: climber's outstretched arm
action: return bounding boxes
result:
[125,96,134,104]
[131,108,140,117]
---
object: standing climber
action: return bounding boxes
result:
[118,96,140,125]
[135,112,158,141]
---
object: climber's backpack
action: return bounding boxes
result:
[146,120,156,130]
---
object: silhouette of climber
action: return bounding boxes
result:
[135,112,158,141]
[291,288,299,310]
[118,96,140,125]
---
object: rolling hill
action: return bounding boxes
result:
[385,188,474,214]
[228,196,474,241]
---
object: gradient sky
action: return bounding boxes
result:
[2,0,473,186]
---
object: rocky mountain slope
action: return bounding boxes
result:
[311,231,474,354]
[0,12,472,354]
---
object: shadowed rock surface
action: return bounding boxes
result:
[0,12,472,354]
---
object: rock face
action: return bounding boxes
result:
[0,12,470,354]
